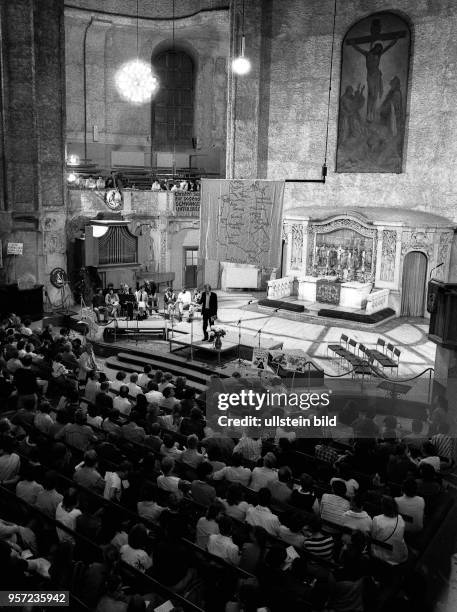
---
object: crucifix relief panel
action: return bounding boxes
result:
[337,12,411,173]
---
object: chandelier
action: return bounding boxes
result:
[232,0,251,75]
[115,0,159,104]
[116,59,159,104]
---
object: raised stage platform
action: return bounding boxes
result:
[168,328,283,362]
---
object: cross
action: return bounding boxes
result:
[345,18,406,47]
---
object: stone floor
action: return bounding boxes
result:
[186,291,436,374]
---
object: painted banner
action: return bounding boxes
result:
[252,348,269,370]
[200,179,285,269]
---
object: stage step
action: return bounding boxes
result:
[117,351,211,383]
[105,351,219,388]
[104,358,208,392]
[105,345,231,378]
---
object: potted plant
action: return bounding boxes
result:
[209,325,226,350]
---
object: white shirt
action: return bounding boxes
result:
[419,456,440,472]
[394,495,425,532]
[128,382,142,398]
[205,292,210,309]
[246,505,281,537]
[85,380,100,404]
[250,467,278,492]
[113,395,131,416]
[371,514,408,565]
[213,466,252,487]
[207,534,240,565]
[196,517,219,549]
[145,390,164,406]
[178,291,192,305]
[157,474,180,492]
[104,471,122,500]
[55,504,81,543]
[342,509,372,534]
[138,373,151,388]
[120,544,152,572]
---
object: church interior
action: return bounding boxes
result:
[1,1,457,611]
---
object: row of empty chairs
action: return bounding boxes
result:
[327,335,401,378]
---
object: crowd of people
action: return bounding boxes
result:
[92,283,202,324]
[0,312,453,611]
[70,170,201,193]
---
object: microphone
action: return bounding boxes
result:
[429,262,444,279]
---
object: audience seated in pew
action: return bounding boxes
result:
[0,311,453,611]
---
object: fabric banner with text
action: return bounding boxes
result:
[200,179,285,269]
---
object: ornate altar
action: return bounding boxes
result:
[282,207,456,316]
[316,279,341,304]
[308,215,377,283]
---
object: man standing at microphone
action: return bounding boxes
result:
[199,284,218,341]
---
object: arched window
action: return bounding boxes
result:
[152,50,194,148]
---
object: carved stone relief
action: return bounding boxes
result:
[380,229,397,282]
[290,224,304,270]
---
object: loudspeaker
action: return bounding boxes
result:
[428,280,457,348]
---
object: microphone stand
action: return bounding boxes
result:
[429,262,444,280]
[237,319,243,366]
[254,308,280,348]
[189,312,194,362]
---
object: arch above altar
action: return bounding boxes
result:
[281,207,455,316]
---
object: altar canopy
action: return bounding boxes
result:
[200,179,285,269]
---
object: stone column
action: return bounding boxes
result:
[0,0,66,300]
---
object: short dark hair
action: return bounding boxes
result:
[331,479,347,497]
[257,487,272,507]
[83,450,98,468]
[119,385,129,398]
[381,495,398,518]
[402,478,418,497]
[278,466,292,483]
[43,470,58,491]
[217,514,233,536]
[197,462,213,480]
[128,524,148,550]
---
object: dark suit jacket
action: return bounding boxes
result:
[199,291,218,317]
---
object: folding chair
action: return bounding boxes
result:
[377,338,386,353]
[327,334,350,366]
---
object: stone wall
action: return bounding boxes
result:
[229,0,457,226]
[65,3,229,176]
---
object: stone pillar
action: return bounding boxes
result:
[0,0,66,302]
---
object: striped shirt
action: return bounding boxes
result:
[303,534,334,560]
[320,493,350,530]
[431,434,454,462]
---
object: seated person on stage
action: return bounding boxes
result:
[135,285,149,319]
[164,287,177,317]
[192,288,202,304]
[92,288,107,323]
[119,286,135,320]
[144,281,159,314]
[176,287,192,322]
[105,288,120,318]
